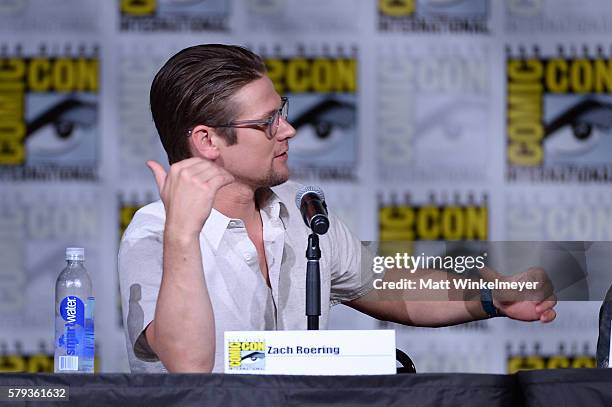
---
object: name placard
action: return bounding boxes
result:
[224,330,396,375]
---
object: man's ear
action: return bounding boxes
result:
[189,124,221,160]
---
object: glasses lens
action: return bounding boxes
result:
[281,98,288,120]
[270,111,280,137]
[270,98,288,138]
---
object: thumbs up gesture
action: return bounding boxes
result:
[147,158,234,237]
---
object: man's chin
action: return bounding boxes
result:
[267,171,289,187]
[269,178,288,187]
[267,163,290,186]
[240,169,289,188]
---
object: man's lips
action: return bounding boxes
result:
[274,150,288,158]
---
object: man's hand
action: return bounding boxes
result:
[483,267,557,323]
[143,157,232,372]
[147,158,234,236]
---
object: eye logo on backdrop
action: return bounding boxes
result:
[262,44,358,181]
[119,0,229,31]
[506,45,612,183]
[378,0,489,33]
[0,44,99,181]
[377,42,490,182]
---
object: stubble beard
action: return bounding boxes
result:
[259,166,289,187]
[234,164,289,188]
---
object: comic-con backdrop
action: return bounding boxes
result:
[1,0,611,373]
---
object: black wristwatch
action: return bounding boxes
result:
[480,287,500,318]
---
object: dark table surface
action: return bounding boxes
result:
[1,368,611,407]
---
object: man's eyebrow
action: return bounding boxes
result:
[256,104,281,120]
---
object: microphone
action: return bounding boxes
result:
[295,186,330,235]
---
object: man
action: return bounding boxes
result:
[597,284,612,368]
[118,44,557,373]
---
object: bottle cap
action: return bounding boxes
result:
[66,247,85,261]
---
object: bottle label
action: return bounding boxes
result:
[57,296,85,370]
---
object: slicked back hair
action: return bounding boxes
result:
[150,44,267,164]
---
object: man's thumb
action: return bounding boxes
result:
[146,160,166,191]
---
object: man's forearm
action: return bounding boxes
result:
[353,268,491,327]
[149,229,216,372]
[399,299,488,327]
[405,269,489,326]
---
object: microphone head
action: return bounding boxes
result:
[310,214,330,235]
[295,185,325,210]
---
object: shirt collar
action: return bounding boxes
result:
[201,188,290,251]
[258,187,289,230]
[201,208,231,251]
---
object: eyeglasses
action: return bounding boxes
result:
[199,97,289,139]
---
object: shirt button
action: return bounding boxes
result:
[245,253,252,261]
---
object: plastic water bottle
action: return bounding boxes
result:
[54,247,95,373]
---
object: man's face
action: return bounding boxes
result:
[215,75,296,188]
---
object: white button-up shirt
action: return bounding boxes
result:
[118,181,373,373]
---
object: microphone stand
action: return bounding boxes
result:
[306,233,321,330]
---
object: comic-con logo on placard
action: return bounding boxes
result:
[506,45,612,183]
[119,0,229,31]
[378,0,489,33]
[0,44,99,181]
[261,44,358,181]
[228,341,266,371]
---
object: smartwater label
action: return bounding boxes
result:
[57,296,85,371]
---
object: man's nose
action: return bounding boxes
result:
[277,117,296,140]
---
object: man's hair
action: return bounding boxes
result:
[150,44,267,164]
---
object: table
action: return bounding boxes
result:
[1,368,611,406]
